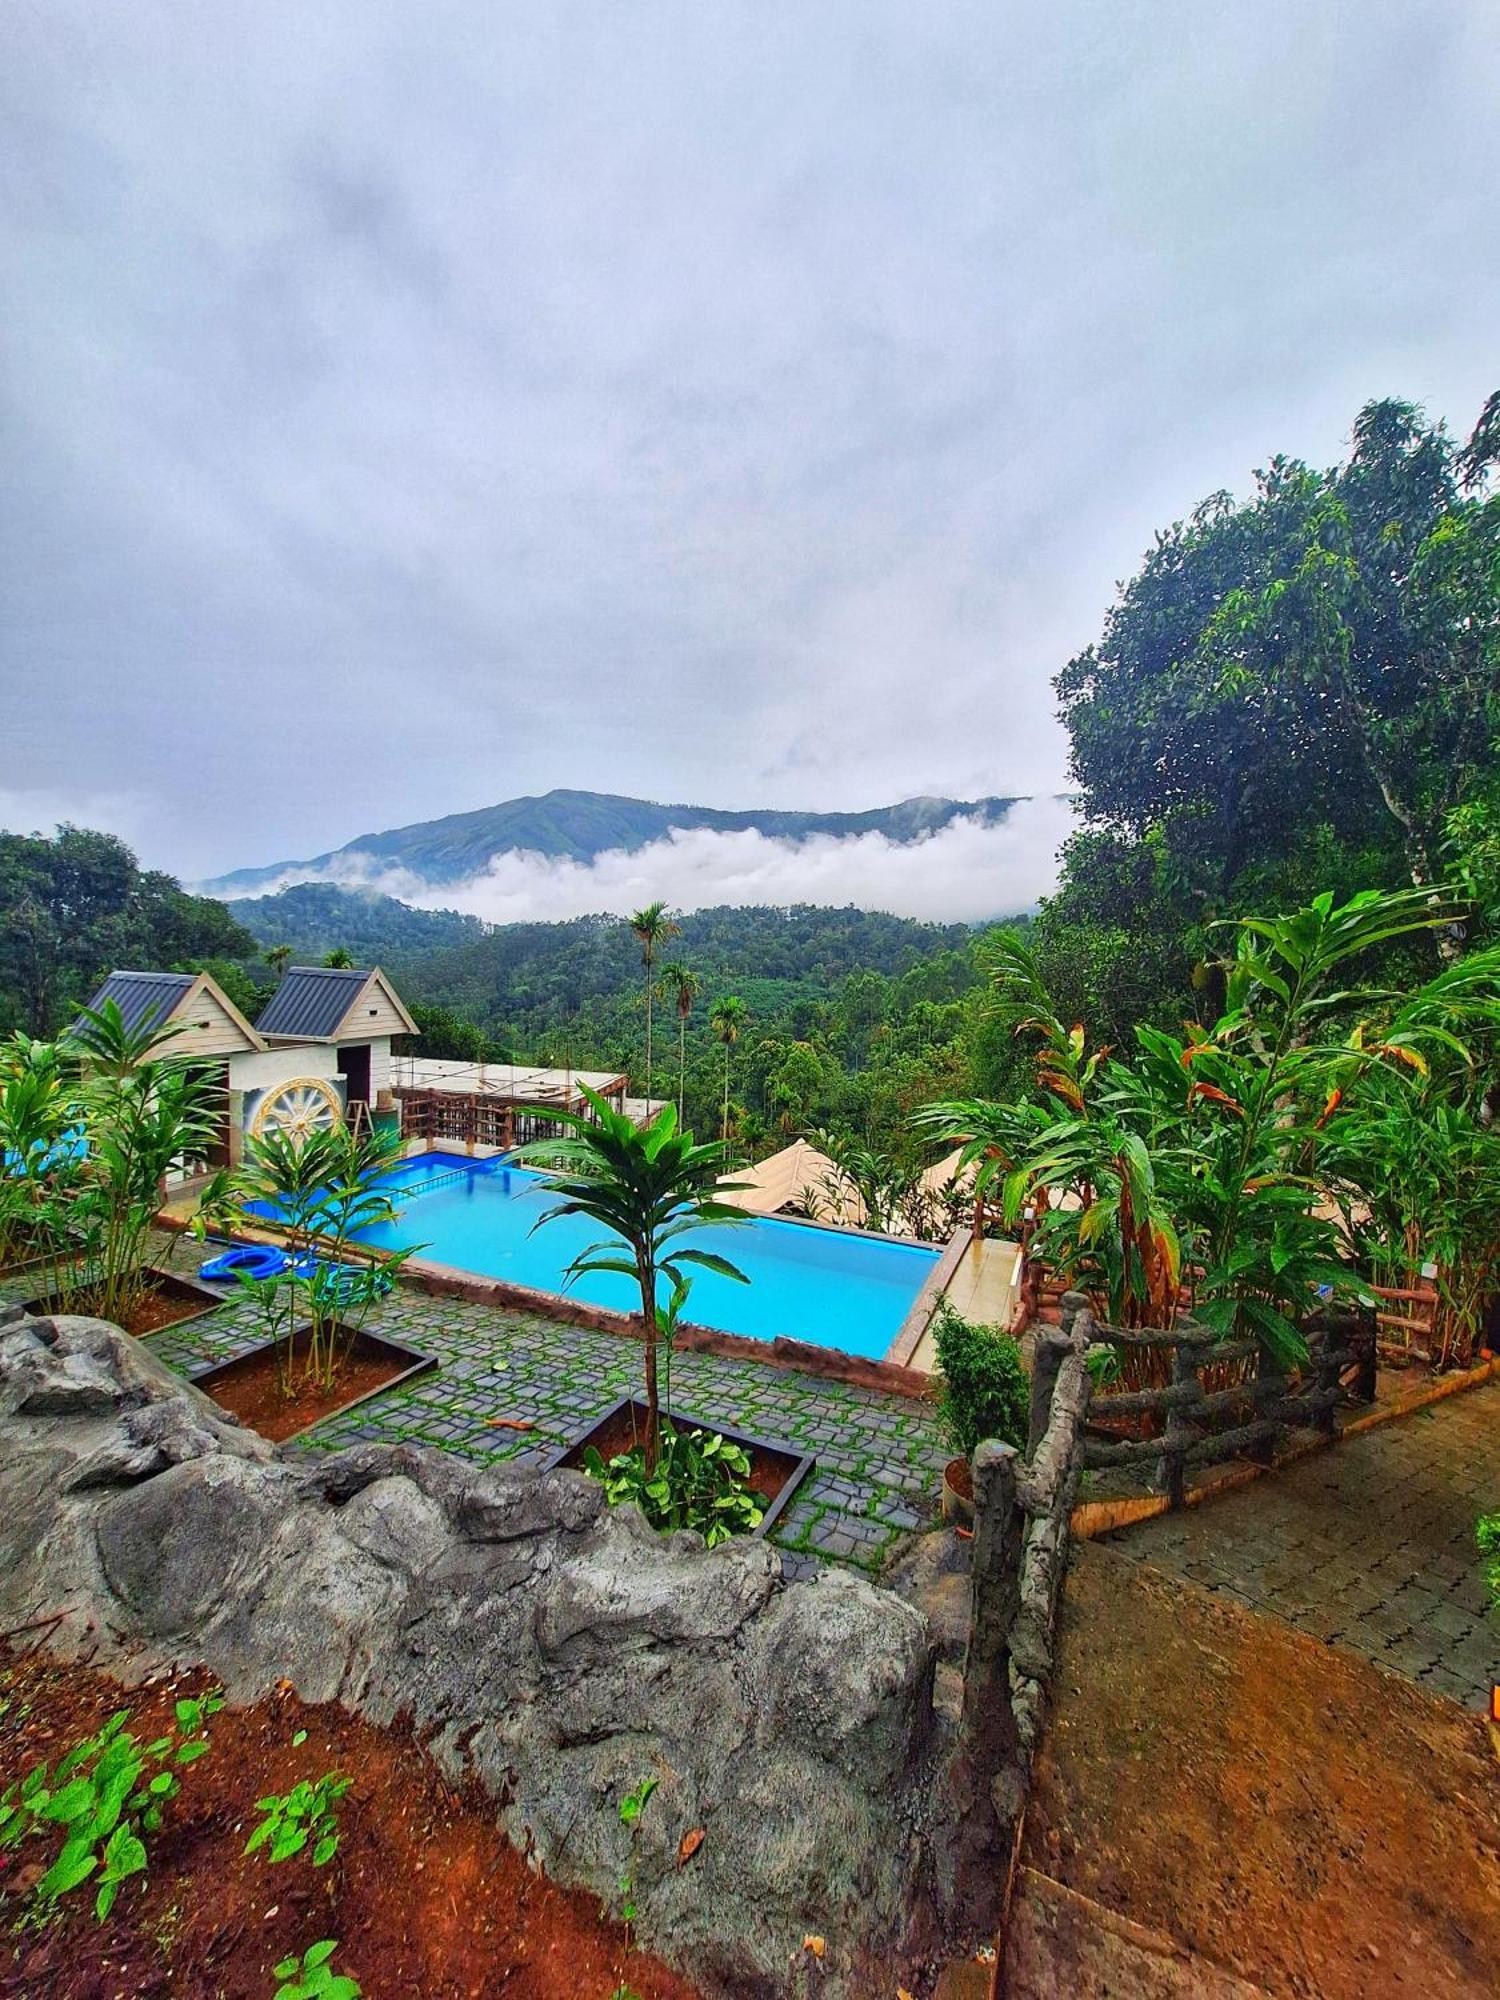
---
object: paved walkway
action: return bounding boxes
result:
[12,1240,947,1576]
[1108,1383,1500,1707]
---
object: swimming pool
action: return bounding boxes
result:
[335,1150,941,1361]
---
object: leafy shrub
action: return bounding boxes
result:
[0,1692,221,1923]
[932,1300,1029,1460]
[584,1427,764,1548]
[245,1772,351,1868]
[1478,1512,1500,1609]
[273,1938,361,2000]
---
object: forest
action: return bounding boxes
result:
[3,392,1497,1170]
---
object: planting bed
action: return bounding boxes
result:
[191,1324,435,1443]
[0,1646,698,2000]
[23,1267,225,1338]
[553,1396,816,1537]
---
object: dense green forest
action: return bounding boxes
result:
[4,392,1496,1169]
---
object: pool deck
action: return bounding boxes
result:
[3,1237,951,1577]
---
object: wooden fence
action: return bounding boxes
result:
[953,1296,1092,1939]
[1080,1299,1377,1504]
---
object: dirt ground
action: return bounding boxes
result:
[0,1648,698,2000]
[1023,1541,1500,1998]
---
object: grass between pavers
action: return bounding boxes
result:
[3,1242,948,1575]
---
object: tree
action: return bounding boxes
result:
[1054,393,1500,951]
[266,944,292,981]
[709,995,746,1142]
[629,902,679,1104]
[523,1089,746,1468]
[0,825,253,1034]
[659,961,700,1120]
[322,947,355,969]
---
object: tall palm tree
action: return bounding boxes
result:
[629,902,679,1105]
[322,947,355,969]
[521,1088,746,1468]
[266,944,292,981]
[709,995,746,1143]
[660,962,700,1120]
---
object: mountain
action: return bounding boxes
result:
[199,788,1022,896]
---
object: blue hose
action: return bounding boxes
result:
[198,1244,288,1284]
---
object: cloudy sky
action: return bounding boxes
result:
[2,2,1497,907]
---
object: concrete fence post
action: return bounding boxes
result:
[961,1438,1024,1766]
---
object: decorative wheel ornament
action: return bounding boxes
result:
[249,1075,343,1142]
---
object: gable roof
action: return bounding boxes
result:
[77,970,266,1056]
[81,970,195,1036]
[254,965,418,1042]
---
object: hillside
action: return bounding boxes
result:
[200,787,1022,894]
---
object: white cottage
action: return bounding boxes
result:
[80,964,418,1169]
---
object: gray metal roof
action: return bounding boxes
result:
[254,965,370,1040]
[77,970,194,1036]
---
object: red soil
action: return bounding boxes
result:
[196,1331,411,1443]
[0,1647,700,2000]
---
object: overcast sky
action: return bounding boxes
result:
[2,2,1497,894]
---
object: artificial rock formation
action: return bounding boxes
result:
[0,1310,944,1996]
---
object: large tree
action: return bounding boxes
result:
[0,825,254,1033]
[1055,394,1500,930]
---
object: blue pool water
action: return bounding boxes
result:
[339,1151,939,1360]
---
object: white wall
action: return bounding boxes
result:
[227,1046,340,1093]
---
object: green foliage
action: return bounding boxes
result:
[1477,1514,1500,1613]
[928,887,1488,1370]
[272,1938,362,2000]
[0,1693,221,1925]
[615,1776,657,1940]
[931,1301,1029,1459]
[245,1772,351,1868]
[196,1122,418,1395]
[519,1090,748,1468]
[0,825,252,1035]
[584,1425,765,1548]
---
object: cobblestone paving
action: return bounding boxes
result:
[1109,1384,1500,1709]
[4,1241,947,1576]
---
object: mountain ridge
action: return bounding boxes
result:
[199,786,1024,896]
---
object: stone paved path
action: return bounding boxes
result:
[8,1239,947,1575]
[1108,1383,1500,1707]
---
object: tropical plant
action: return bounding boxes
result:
[629,902,679,1105]
[708,994,746,1143]
[196,1122,417,1396]
[520,1088,747,1469]
[272,1939,362,2000]
[266,944,292,981]
[321,948,354,969]
[245,1771,351,1868]
[925,889,1469,1373]
[585,1423,765,1547]
[53,1000,224,1325]
[0,1033,79,1277]
[659,961,699,1121]
[0,1692,221,1925]
[930,1301,1029,1460]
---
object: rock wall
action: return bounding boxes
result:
[0,1310,944,1997]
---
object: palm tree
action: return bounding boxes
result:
[660,962,700,1120]
[266,944,292,981]
[708,995,746,1143]
[629,902,679,1105]
[522,1088,746,1468]
[322,947,355,969]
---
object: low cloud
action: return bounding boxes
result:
[246,794,1079,926]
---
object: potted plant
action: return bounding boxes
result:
[930,1299,1029,1524]
[524,1089,807,1544]
[193,1123,428,1437]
